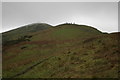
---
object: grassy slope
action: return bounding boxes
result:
[2,23,52,44]
[2,23,119,78]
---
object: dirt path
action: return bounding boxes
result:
[10,56,53,78]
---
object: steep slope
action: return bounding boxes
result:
[2,23,119,78]
[16,33,119,78]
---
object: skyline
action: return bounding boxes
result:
[2,2,118,33]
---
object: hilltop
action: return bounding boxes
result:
[2,23,119,78]
[2,23,52,45]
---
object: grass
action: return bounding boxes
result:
[2,23,119,78]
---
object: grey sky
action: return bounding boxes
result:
[2,2,118,33]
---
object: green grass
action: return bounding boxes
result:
[2,23,119,78]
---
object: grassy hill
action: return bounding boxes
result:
[2,23,52,45]
[2,23,119,78]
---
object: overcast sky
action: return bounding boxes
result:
[2,2,118,33]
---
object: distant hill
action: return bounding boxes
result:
[2,23,52,45]
[2,23,119,78]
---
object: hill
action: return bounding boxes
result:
[2,23,52,45]
[2,23,119,78]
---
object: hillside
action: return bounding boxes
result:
[2,23,119,78]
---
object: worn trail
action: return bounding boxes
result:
[10,57,53,78]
